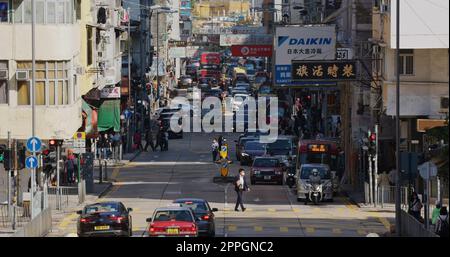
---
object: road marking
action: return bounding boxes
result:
[373,212,391,230]
[111,166,121,180]
[357,229,367,235]
[313,208,321,213]
[292,208,300,213]
[65,233,78,237]
[254,226,263,232]
[344,199,359,211]
[268,208,276,212]
[306,227,315,233]
[280,227,289,232]
[59,213,78,228]
[332,228,342,234]
[228,225,237,231]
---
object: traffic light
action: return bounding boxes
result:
[2,149,12,170]
[368,130,377,155]
[49,139,62,151]
[17,146,26,170]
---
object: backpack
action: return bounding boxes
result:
[438,216,449,237]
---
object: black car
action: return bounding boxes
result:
[240,141,267,166]
[173,198,218,237]
[76,201,133,237]
[234,136,258,161]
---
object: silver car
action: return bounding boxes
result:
[295,164,335,202]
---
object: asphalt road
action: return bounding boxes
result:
[54,131,394,237]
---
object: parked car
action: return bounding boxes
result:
[146,207,198,237]
[250,157,286,185]
[76,201,133,237]
[173,198,218,237]
[235,136,259,161]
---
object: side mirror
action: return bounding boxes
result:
[76,210,82,215]
[127,208,133,212]
[212,208,218,212]
[146,218,152,223]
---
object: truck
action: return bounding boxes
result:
[199,52,221,81]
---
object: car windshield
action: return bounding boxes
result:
[244,141,265,151]
[240,137,258,145]
[253,158,279,167]
[300,166,331,180]
[153,210,193,222]
[85,203,118,214]
[176,201,208,213]
[268,139,291,150]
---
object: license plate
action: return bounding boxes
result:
[166,228,179,234]
[94,225,110,231]
[264,176,271,180]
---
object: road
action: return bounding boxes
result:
[50,132,394,237]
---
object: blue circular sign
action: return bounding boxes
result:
[26,137,42,152]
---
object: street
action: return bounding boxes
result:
[49,132,394,237]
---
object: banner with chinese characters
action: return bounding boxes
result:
[231,45,273,57]
[291,61,357,81]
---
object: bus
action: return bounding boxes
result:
[295,139,343,179]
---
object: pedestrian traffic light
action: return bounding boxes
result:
[368,130,377,155]
[2,149,12,170]
[17,146,26,170]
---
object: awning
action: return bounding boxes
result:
[417,119,446,132]
[97,99,121,132]
[82,100,94,134]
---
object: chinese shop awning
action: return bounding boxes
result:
[97,99,121,132]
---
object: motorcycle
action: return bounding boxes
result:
[307,182,323,205]
[285,166,296,188]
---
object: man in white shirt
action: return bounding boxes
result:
[234,169,250,212]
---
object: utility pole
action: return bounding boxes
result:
[56,143,61,210]
[140,0,149,134]
[127,7,132,153]
[368,129,373,205]
[395,0,402,236]
[7,131,11,217]
[31,0,37,219]
[374,124,379,207]
[156,10,160,103]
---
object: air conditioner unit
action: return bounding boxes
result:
[16,70,29,81]
[0,69,7,79]
[76,66,85,75]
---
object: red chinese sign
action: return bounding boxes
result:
[231,45,273,57]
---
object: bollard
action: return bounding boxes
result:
[99,161,103,184]
[104,160,108,181]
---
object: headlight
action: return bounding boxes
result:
[275,171,282,175]
[241,153,249,156]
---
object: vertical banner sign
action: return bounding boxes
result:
[275,25,336,85]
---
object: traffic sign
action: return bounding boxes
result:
[73,132,86,140]
[26,137,42,152]
[220,145,228,159]
[418,162,438,180]
[25,156,38,169]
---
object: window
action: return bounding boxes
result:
[16,61,71,106]
[441,97,449,109]
[12,0,73,24]
[0,61,7,104]
[0,1,8,22]
[87,27,93,66]
[399,49,414,75]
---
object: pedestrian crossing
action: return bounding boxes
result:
[216,225,380,236]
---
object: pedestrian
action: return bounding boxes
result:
[409,192,423,222]
[211,139,219,162]
[234,168,250,212]
[133,131,143,151]
[432,201,442,228]
[163,130,169,151]
[144,129,156,152]
[435,206,449,237]
[218,135,224,150]
[65,151,76,184]
[156,128,164,151]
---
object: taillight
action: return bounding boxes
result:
[202,215,210,221]
[191,224,197,232]
[109,215,124,223]
[80,218,89,223]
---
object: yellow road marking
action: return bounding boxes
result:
[357,229,366,235]
[59,213,78,228]
[224,208,231,211]
[228,225,237,231]
[268,208,276,212]
[372,212,391,230]
[254,226,263,232]
[344,199,358,211]
[292,208,300,213]
[332,228,342,234]
[111,166,121,180]
[280,227,289,232]
[313,208,321,213]
[306,227,315,233]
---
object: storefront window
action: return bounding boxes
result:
[13,0,74,24]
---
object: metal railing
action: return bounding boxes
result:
[0,203,31,230]
[378,185,409,210]
[400,210,439,237]
[47,186,78,211]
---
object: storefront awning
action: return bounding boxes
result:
[417,119,446,132]
[97,99,121,132]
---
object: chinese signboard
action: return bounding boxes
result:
[220,34,272,46]
[100,86,121,98]
[291,60,357,81]
[275,25,336,84]
[180,0,191,18]
[168,40,188,47]
[231,45,273,57]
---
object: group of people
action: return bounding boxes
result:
[133,124,169,152]
[409,192,448,237]
[96,132,122,160]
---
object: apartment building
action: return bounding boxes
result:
[371,0,449,163]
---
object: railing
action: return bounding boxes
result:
[400,210,439,237]
[0,203,31,230]
[47,186,78,211]
[378,185,409,210]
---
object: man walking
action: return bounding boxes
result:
[234,168,250,212]
[144,129,155,152]
[211,139,219,162]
